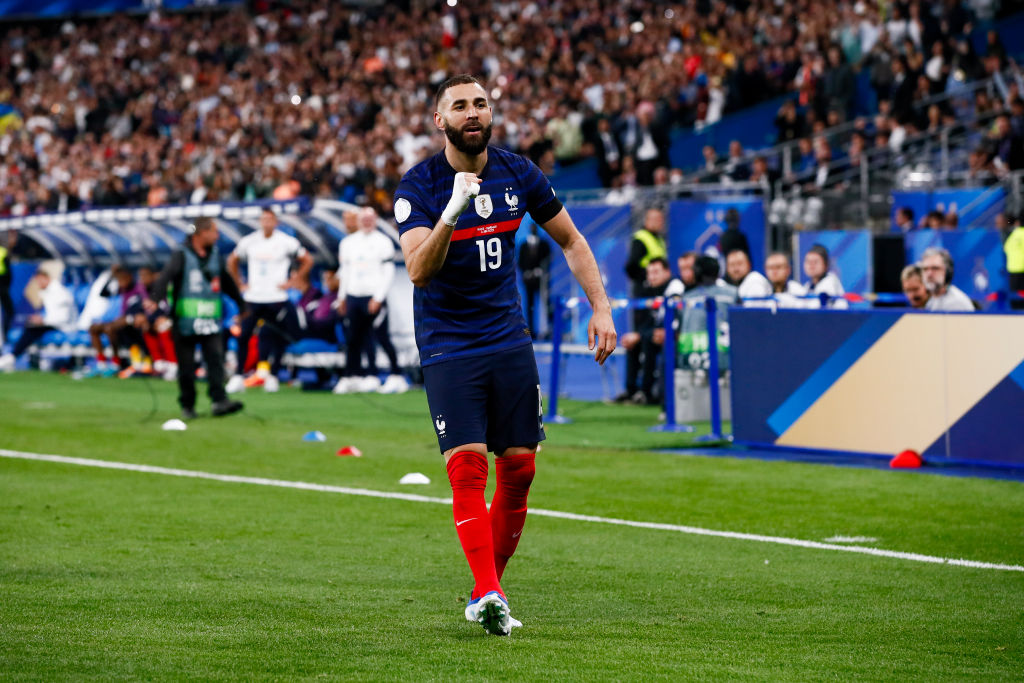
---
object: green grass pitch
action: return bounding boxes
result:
[2,372,1023,680]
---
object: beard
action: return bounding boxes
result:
[443,118,492,155]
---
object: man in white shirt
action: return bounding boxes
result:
[333,207,406,394]
[725,249,773,304]
[920,247,975,312]
[226,206,313,392]
[0,266,77,370]
[764,252,807,308]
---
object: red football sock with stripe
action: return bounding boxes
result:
[446,451,502,599]
[490,452,536,581]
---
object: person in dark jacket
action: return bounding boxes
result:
[146,217,246,420]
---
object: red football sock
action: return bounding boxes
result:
[490,452,536,580]
[158,330,177,363]
[446,451,502,599]
[143,332,162,361]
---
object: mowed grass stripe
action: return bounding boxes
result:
[3,448,1021,573]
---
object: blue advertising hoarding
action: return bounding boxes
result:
[890,187,1005,231]
[904,229,1006,300]
[796,230,872,293]
[667,198,767,270]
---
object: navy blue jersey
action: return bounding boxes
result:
[394,145,562,366]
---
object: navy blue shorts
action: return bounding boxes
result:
[422,344,546,454]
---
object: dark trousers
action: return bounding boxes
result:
[345,296,376,377]
[173,331,227,410]
[371,304,399,375]
[12,325,56,358]
[236,301,290,373]
[0,287,13,343]
[624,329,661,400]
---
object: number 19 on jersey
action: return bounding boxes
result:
[476,237,502,272]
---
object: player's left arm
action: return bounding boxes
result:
[540,208,617,364]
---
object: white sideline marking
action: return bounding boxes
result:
[2,449,1022,573]
[824,535,880,544]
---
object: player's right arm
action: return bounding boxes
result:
[399,172,480,288]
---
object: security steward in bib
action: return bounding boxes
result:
[147,217,247,420]
[1004,213,1024,309]
[624,206,668,330]
[0,230,15,345]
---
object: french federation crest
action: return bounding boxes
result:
[474,194,493,219]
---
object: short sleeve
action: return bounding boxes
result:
[518,156,563,225]
[394,170,436,236]
[288,234,307,258]
[232,234,250,260]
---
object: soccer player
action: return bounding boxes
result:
[226,206,313,393]
[394,75,616,636]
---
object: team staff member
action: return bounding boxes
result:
[147,217,245,420]
[226,206,313,392]
[394,75,616,636]
[333,206,406,394]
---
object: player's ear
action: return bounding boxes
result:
[433,111,444,132]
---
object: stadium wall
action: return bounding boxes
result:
[730,308,1024,467]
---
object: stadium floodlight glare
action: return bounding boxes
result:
[630,21,644,33]
[291,94,302,106]
[446,0,457,6]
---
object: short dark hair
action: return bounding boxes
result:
[647,256,670,270]
[193,217,216,232]
[435,74,484,108]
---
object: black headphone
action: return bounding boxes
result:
[923,246,954,285]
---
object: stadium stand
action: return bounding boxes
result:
[2,0,1023,220]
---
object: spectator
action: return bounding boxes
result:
[990,114,1024,173]
[774,100,806,144]
[895,207,916,232]
[616,257,675,406]
[726,249,773,302]
[764,252,807,306]
[803,244,847,307]
[588,116,622,188]
[901,264,931,309]
[676,251,698,291]
[723,140,751,182]
[0,264,76,370]
[920,247,975,311]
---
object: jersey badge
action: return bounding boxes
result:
[474,194,493,219]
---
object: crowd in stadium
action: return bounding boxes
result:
[1,0,1021,219]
